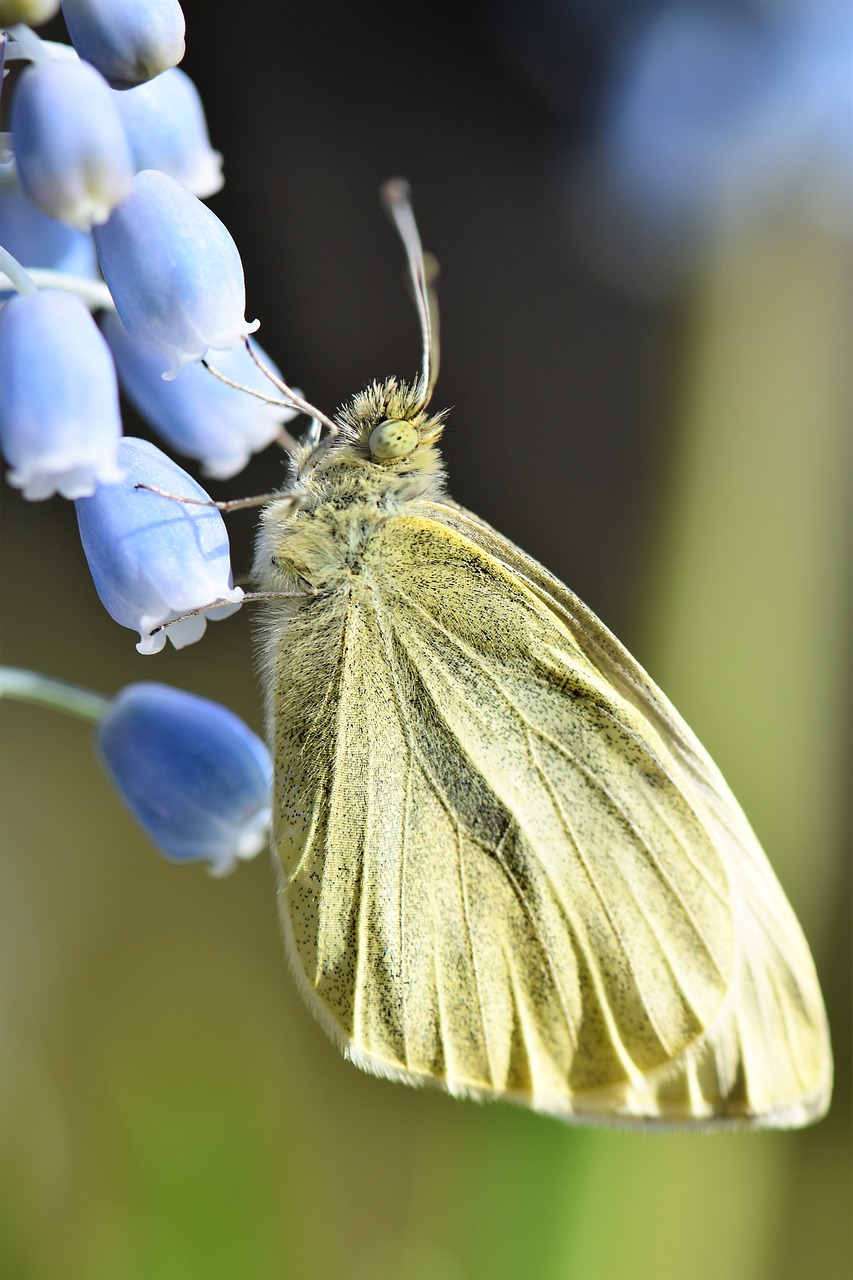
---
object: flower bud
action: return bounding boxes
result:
[61,0,185,89]
[96,682,271,874]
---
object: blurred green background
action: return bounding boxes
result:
[1,2,849,1278]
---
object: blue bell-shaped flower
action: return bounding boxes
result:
[75,436,243,653]
[111,67,223,198]
[60,0,186,89]
[102,310,297,479]
[0,288,123,499]
[94,169,259,378]
[96,682,272,875]
[0,161,99,279]
[11,56,134,230]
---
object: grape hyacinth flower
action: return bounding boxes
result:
[0,287,123,499]
[102,311,297,479]
[96,682,272,875]
[0,161,99,279]
[60,0,186,89]
[11,57,134,230]
[75,437,243,654]
[94,169,259,377]
[112,67,223,198]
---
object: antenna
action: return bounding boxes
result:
[381,178,440,403]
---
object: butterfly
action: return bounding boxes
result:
[251,180,831,1128]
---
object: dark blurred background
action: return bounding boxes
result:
[1,2,849,1277]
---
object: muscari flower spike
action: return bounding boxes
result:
[75,436,243,654]
[94,169,259,378]
[111,66,223,198]
[60,0,186,89]
[11,56,134,231]
[0,288,123,499]
[101,310,297,479]
[96,682,272,875]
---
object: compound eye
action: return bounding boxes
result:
[368,418,419,461]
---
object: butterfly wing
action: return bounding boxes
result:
[267,502,831,1127]
[417,500,833,1123]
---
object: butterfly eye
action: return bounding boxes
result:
[368,419,419,461]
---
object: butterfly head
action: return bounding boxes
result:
[276,185,447,498]
[334,376,446,475]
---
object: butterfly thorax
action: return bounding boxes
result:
[253,377,448,596]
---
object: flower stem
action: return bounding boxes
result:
[5,25,53,66]
[0,263,115,309]
[0,245,38,296]
[0,666,109,723]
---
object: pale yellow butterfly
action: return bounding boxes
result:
[252,180,831,1129]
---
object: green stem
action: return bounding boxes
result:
[0,666,109,724]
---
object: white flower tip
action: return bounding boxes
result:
[6,468,54,502]
[63,210,95,234]
[205,853,237,878]
[62,459,127,498]
[207,591,243,622]
[205,810,271,878]
[236,809,272,859]
[6,459,126,502]
[187,152,225,200]
[160,338,257,382]
[56,181,134,233]
[200,451,252,481]
[203,321,262,361]
[88,204,118,229]
[136,629,168,655]
[164,613,209,650]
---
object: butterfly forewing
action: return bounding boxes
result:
[411,499,832,1124]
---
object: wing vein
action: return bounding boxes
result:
[390,579,711,840]
[371,590,584,1062]
[526,720,728,973]
[283,778,328,888]
[399,749,412,1071]
[525,690,729,916]
[333,599,368,1039]
[457,824,496,1088]
[391,580,726,974]
[524,727,663,1066]
[490,824,579,1051]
